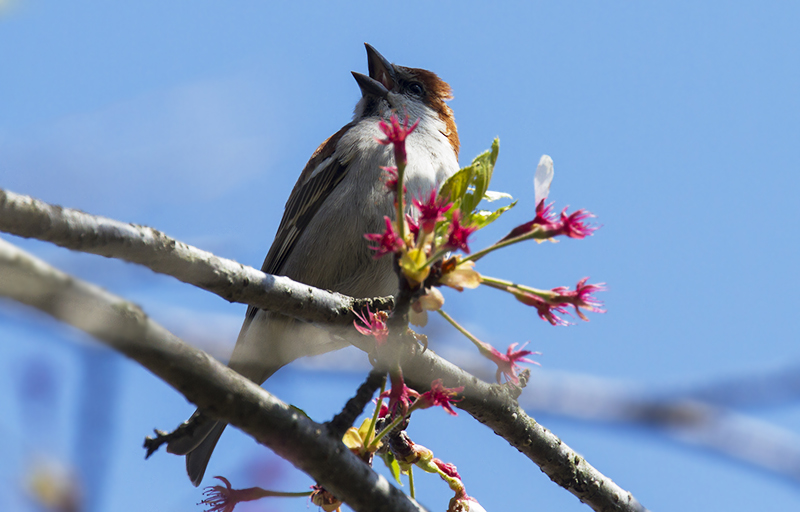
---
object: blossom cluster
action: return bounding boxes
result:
[356,113,605,385]
[370,376,485,511]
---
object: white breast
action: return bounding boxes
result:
[283,108,458,299]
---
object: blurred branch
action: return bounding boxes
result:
[675,365,800,409]
[0,190,650,512]
[0,238,425,512]
[517,370,800,485]
[446,350,800,486]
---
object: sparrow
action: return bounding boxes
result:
[168,43,460,486]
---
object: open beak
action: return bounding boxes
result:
[352,43,396,99]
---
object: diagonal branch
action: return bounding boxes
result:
[0,188,393,325]
[0,238,425,512]
[394,347,649,512]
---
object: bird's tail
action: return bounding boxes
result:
[170,312,348,486]
[185,420,227,487]
[165,411,227,487]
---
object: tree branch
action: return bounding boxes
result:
[0,238,425,512]
[394,345,649,512]
[0,188,392,325]
[0,189,650,511]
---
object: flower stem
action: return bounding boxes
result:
[258,490,313,498]
[478,275,512,290]
[462,228,548,263]
[436,309,487,353]
[418,246,450,271]
[365,373,387,445]
[370,404,418,449]
[396,160,407,241]
[237,488,312,500]
[480,275,552,299]
[408,466,416,499]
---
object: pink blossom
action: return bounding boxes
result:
[445,210,477,254]
[512,289,572,326]
[413,190,453,233]
[416,379,464,416]
[364,216,404,259]
[353,306,389,345]
[534,199,559,228]
[201,476,238,512]
[556,208,598,239]
[551,277,607,321]
[380,372,420,417]
[381,166,399,193]
[484,342,540,384]
[502,200,598,241]
[200,477,275,512]
[500,200,557,240]
[376,113,419,167]
[405,213,420,241]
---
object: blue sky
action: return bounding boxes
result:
[1,1,800,511]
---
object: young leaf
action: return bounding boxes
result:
[467,201,517,229]
[438,166,473,206]
[438,138,500,214]
[460,138,500,215]
[381,452,403,485]
[476,138,500,201]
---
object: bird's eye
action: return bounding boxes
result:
[407,82,424,97]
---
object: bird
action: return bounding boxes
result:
[167,43,461,486]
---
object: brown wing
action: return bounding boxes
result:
[243,122,355,324]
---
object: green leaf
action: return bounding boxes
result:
[438,138,500,214]
[475,138,500,201]
[467,201,517,229]
[381,452,403,485]
[460,138,500,215]
[438,166,473,206]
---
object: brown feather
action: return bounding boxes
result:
[294,121,355,190]
[408,68,460,157]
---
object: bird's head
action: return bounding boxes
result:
[352,44,459,157]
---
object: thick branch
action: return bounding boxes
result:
[0,188,385,325]
[397,349,648,512]
[0,239,424,512]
